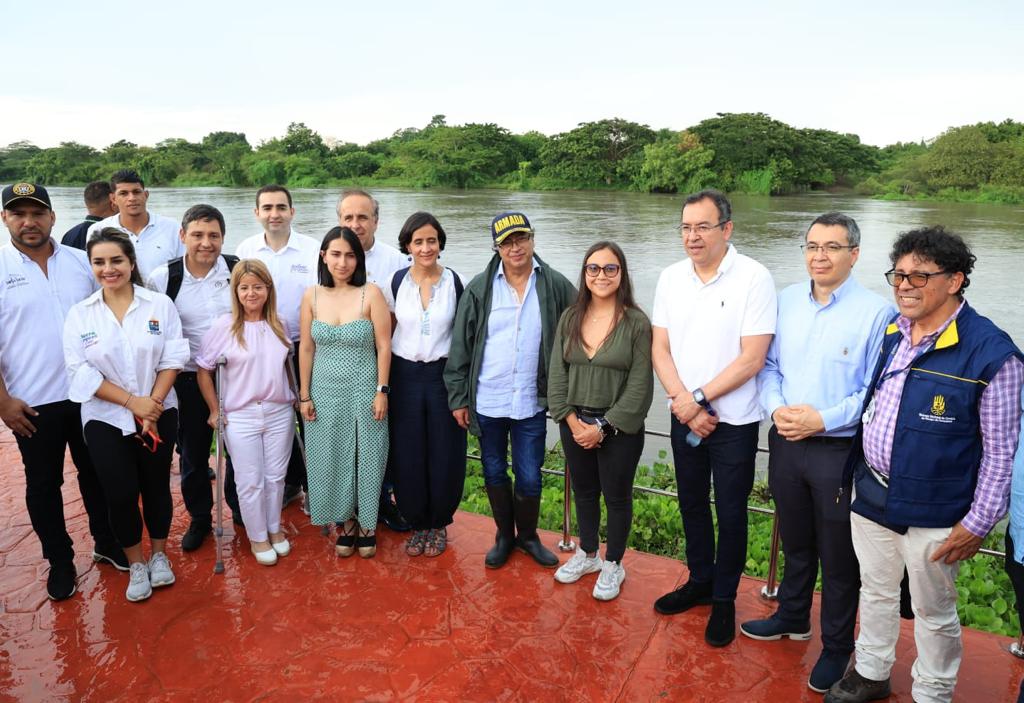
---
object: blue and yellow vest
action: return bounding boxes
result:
[846,302,1022,529]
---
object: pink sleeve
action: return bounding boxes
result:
[195,315,232,371]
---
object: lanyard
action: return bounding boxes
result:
[874,336,935,391]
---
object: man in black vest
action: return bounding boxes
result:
[145,204,240,550]
[827,227,1024,703]
[61,181,117,250]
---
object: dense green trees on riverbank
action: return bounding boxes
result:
[2,113,1023,203]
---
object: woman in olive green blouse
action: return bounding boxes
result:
[547,240,653,601]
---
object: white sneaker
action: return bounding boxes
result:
[593,560,626,601]
[126,562,152,602]
[148,552,176,587]
[554,548,603,584]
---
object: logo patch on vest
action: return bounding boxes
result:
[919,394,955,424]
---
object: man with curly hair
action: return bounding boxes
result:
[827,226,1024,703]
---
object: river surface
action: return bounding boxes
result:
[43,187,1024,469]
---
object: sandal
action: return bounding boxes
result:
[357,527,377,559]
[335,521,357,558]
[405,530,428,557]
[424,527,447,558]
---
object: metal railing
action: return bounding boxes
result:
[467,422,1021,656]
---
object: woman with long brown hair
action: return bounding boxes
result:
[196,259,295,566]
[547,240,653,600]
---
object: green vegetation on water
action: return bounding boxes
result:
[458,437,1020,638]
[4,113,1024,204]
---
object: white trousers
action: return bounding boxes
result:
[223,401,294,543]
[850,512,961,703]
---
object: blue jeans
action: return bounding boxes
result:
[477,411,546,498]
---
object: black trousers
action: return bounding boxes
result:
[84,411,177,547]
[670,417,759,602]
[14,400,117,564]
[390,356,467,529]
[559,421,643,563]
[283,348,306,490]
[174,373,240,520]
[768,426,859,654]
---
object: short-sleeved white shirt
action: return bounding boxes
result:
[364,240,409,288]
[0,241,97,406]
[87,212,185,279]
[381,267,466,363]
[235,230,319,342]
[63,285,190,435]
[145,257,234,372]
[652,244,777,425]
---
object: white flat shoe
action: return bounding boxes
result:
[270,538,291,557]
[251,545,278,566]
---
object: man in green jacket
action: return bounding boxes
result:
[445,212,576,569]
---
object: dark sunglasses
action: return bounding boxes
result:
[584,263,621,278]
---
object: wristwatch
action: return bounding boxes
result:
[692,387,711,410]
[376,385,390,395]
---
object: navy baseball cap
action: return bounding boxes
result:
[490,211,533,246]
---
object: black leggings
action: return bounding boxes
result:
[559,422,643,563]
[84,411,177,547]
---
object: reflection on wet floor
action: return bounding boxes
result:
[1,429,1021,701]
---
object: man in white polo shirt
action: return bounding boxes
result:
[147,204,240,551]
[651,189,777,647]
[336,188,411,532]
[0,182,126,602]
[236,185,318,508]
[87,169,183,278]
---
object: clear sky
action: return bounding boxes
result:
[2,0,1021,150]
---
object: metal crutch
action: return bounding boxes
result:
[213,355,227,574]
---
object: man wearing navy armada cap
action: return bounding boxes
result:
[445,212,576,569]
[0,182,127,602]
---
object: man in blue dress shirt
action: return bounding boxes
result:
[741,212,894,693]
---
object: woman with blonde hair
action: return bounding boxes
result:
[197,259,295,566]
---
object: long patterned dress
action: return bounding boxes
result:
[304,287,388,527]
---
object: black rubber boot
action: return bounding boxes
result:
[485,484,516,568]
[513,493,558,568]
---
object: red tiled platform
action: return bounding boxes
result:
[2,427,1023,702]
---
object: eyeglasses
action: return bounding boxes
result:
[679,221,728,236]
[497,233,533,250]
[884,269,948,288]
[801,243,857,254]
[584,263,621,278]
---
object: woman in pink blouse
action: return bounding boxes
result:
[197,259,295,566]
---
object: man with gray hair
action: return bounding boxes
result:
[741,213,893,692]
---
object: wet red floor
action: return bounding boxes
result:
[2,427,1023,702]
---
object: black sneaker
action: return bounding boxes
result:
[282,484,303,508]
[824,668,891,703]
[47,561,77,601]
[654,579,713,615]
[705,600,736,647]
[181,520,212,552]
[92,543,130,571]
[379,497,411,532]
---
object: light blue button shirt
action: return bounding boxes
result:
[475,259,544,419]
[758,275,895,436]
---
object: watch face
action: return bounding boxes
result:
[693,389,705,405]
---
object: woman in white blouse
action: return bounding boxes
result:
[383,212,467,558]
[196,259,295,566]
[63,229,189,603]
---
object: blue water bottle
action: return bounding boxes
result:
[685,406,716,447]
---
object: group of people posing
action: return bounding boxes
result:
[1,172,1022,703]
